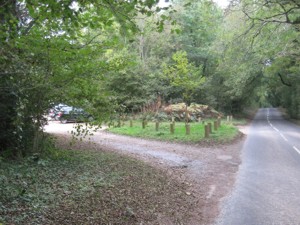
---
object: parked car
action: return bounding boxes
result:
[47,104,68,121]
[50,104,93,123]
[48,108,57,120]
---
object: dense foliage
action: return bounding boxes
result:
[228,0,300,116]
[1,0,299,156]
[0,0,167,157]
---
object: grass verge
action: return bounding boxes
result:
[278,107,300,126]
[0,139,192,224]
[108,120,242,144]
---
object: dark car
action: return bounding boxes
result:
[47,104,65,121]
[48,108,57,120]
[54,105,93,123]
[47,104,67,121]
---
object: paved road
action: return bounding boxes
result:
[217,108,300,225]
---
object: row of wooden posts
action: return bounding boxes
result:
[203,119,221,138]
[127,115,233,138]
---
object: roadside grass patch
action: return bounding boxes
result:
[231,118,248,126]
[0,144,191,224]
[109,120,240,143]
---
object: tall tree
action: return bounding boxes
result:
[163,51,205,104]
[0,0,166,157]
[172,0,222,72]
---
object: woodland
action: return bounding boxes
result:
[1,0,299,157]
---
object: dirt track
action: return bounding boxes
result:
[45,121,246,224]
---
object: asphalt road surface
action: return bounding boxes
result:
[217,108,300,225]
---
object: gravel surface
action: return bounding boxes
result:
[45,121,245,224]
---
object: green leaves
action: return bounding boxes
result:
[163,51,204,103]
[1,0,169,156]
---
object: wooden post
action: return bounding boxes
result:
[218,118,221,127]
[214,121,218,131]
[155,121,159,131]
[130,119,133,127]
[227,115,229,122]
[142,120,146,129]
[205,125,209,138]
[208,122,212,134]
[171,116,175,127]
[185,123,190,135]
[170,123,174,134]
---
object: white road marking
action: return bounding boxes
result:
[266,110,300,156]
[280,133,288,142]
[293,146,300,155]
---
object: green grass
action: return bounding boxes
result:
[231,118,248,126]
[0,144,191,224]
[109,120,240,143]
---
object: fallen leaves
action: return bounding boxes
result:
[0,136,194,224]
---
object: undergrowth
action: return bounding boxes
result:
[0,143,191,224]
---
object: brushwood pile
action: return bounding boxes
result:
[162,103,222,122]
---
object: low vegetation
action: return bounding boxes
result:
[0,137,192,224]
[108,120,242,144]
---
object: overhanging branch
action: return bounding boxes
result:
[277,73,292,87]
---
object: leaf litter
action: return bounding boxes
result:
[0,136,195,225]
